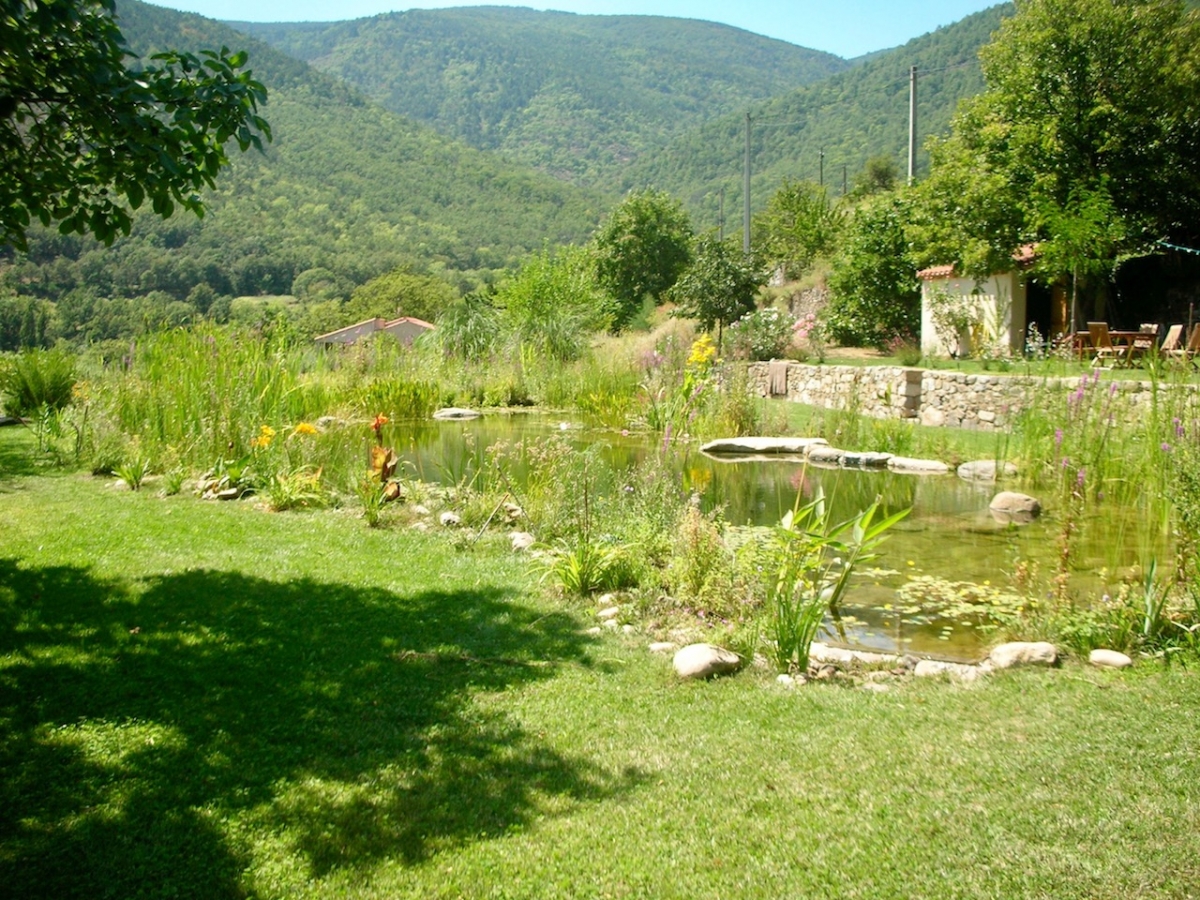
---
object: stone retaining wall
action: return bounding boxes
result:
[747,362,1200,431]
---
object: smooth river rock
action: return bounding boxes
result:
[1089,648,1133,669]
[673,643,743,679]
[988,641,1058,669]
[988,491,1042,522]
[957,459,1019,483]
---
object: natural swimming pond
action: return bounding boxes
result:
[383,413,1168,662]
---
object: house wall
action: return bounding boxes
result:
[920,272,1027,358]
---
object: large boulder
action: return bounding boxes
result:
[988,641,1058,669]
[673,643,743,680]
[989,491,1042,523]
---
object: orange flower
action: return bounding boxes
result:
[292,422,319,437]
[371,414,389,436]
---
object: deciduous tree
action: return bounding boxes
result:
[0,0,270,251]
[592,188,692,330]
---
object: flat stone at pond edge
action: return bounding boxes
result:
[806,445,845,465]
[439,511,462,527]
[648,642,677,654]
[914,659,985,682]
[673,643,742,679]
[510,531,535,551]
[596,606,620,620]
[988,641,1057,669]
[887,456,951,475]
[433,407,481,420]
[957,459,1019,482]
[1090,649,1133,669]
[700,437,828,455]
[989,491,1042,522]
[841,451,893,469]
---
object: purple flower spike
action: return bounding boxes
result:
[1162,442,1172,453]
[1054,428,1063,448]
[1076,467,1086,487]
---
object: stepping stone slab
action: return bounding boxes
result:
[806,445,845,465]
[988,641,1057,669]
[700,437,828,455]
[887,456,951,475]
[673,643,742,679]
[433,407,481,420]
[841,451,893,469]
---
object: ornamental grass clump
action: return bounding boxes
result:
[766,487,908,674]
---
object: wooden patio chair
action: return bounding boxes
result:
[1159,324,1184,354]
[1088,321,1120,367]
[1168,323,1200,367]
[1126,323,1160,365]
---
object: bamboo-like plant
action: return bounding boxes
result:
[767,486,908,673]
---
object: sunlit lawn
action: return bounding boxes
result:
[2,430,1198,899]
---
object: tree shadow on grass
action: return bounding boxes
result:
[0,558,641,897]
[0,428,40,489]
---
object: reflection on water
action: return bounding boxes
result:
[382,413,1168,662]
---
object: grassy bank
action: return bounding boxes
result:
[2,453,1198,898]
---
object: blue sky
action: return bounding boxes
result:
[147,0,999,59]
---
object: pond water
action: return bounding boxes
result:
[384,413,1167,662]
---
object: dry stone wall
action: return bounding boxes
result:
[747,362,1200,431]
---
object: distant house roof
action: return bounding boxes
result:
[917,244,1038,281]
[315,316,435,346]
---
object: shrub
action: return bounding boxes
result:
[0,348,76,416]
[726,308,795,361]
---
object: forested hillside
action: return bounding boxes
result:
[232,8,850,190]
[628,4,1011,228]
[1,0,607,342]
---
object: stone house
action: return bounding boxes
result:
[917,246,1051,358]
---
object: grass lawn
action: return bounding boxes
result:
[2,431,1198,898]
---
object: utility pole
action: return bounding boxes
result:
[842,164,848,197]
[718,187,725,242]
[743,113,752,253]
[908,65,918,185]
[819,149,825,187]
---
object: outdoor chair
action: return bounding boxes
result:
[1168,323,1200,367]
[1088,321,1120,367]
[1126,323,1160,364]
[1159,324,1184,355]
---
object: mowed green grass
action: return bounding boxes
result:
[1,432,1198,899]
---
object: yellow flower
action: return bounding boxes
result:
[250,424,276,449]
[687,335,717,368]
[292,422,319,437]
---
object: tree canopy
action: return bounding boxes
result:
[911,0,1200,280]
[670,235,764,342]
[592,189,693,330]
[0,0,270,251]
